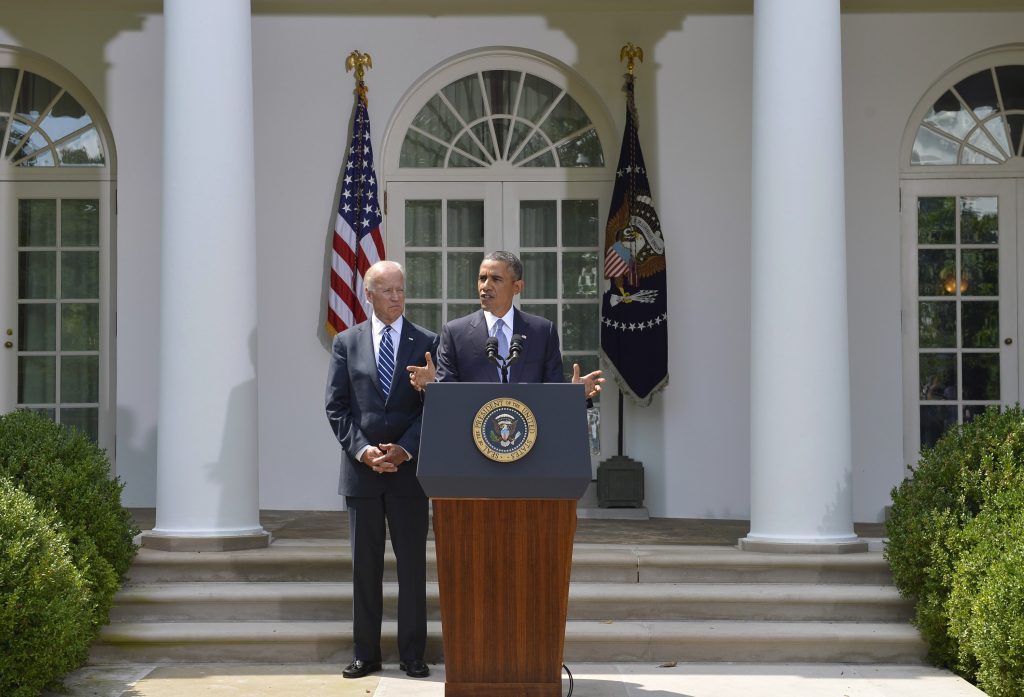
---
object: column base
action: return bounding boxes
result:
[141,529,271,552]
[739,536,868,554]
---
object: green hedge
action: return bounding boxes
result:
[948,480,1024,697]
[886,405,1024,691]
[0,409,138,628]
[0,477,94,697]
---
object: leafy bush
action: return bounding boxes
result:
[885,405,1024,668]
[948,480,1024,697]
[0,409,138,628]
[0,477,94,697]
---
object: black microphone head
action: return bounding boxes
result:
[508,334,525,365]
[485,336,499,365]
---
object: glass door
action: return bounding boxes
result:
[901,178,1018,464]
[0,182,111,447]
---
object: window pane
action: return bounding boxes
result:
[492,117,512,160]
[920,352,957,401]
[411,94,461,142]
[923,96,974,140]
[960,197,998,244]
[39,91,91,143]
[563,200,599,247]
[912,126,958,166]
[518,73,560,124]
[400,130,446,168]
[962,301,999,348]
[520,201,557,247]
[962,353,999,400]
[19,251,56,299]
[57,127,104,166]
[447,201,484,247]
[454,131,489,164]
[442,74,485,123]
[520,252,556,300]
[448,151,485,168]
[61,303,100,351]
[563,252,599,299]
[18,355,55,403]
[447,253,482,299]
[446,302,477,321]
[521,151,556,168]
[20,150,54,167]
[406,252,441,299]
[513,131,549,164]
[470,122,498,161]
[62,199,99,247]
[482,71,519,115]
[405,304,441,334]
[918,249,956,296]
[18,303,56,351]
[507,121,533,160]
[562,303,599,352]
[918,301,956,348]
[61,251,99,299]
[521,303,557,323]
[961,249,998,296]
[541,92,590,143]
[555,127,604,167]
[917,197,955,244]
[61,355,98,403]
[920,405,958,449]
[405,200,441,247]
[15,72,60,123]
[60,407,98,443]
[19,199,57,246]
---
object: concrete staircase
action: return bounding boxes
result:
[92,540,926,664]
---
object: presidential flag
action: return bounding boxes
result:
[600,73,668,406]
[325,83,385,336]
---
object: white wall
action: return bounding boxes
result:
[3,5,1023,522]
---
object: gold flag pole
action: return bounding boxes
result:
[345,50,373,100]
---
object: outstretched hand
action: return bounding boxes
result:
[572,363,605,400]
[407,352,436,392]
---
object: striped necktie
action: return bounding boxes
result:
[378,325,395,395]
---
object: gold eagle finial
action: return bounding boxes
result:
[345,50,373,83]
[620,43,644,75]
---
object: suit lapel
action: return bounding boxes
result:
[358,322,387,401]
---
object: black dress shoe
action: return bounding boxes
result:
[399,659,430,678]
[343,659,382,679]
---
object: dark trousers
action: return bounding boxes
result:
[346,491,429,662]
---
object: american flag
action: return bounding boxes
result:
[326,89,385,335]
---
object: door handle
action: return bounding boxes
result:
[3,341,11,349]
[1006,338,1014,345]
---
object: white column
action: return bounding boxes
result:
[144,0,268,551]
[742,0,865,553]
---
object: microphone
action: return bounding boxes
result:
[508,334,525,365]
[485,336,499,366]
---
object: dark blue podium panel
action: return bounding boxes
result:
[417,382,591,499]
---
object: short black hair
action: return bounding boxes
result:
[483,250,523,282]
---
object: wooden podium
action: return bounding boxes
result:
[418,383,591,697]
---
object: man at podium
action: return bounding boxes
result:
[407,251,604,398]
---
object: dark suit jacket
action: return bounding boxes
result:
[326,317,439,497]
[435,308,564,383]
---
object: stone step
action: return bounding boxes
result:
[127,542,894,585]
[110,581,912,623]
[91,619,926,665]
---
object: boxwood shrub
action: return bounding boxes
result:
[885,405,1024,669]
[0,409,138,628]
[948,480,1024,697]
[0,477,94,697]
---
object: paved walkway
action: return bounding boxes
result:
[51,662,986,697]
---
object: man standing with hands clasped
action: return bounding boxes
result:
[325,260,438,680]
[406,250,604,397]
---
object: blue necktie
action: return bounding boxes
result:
[378,325,395,395]
[494,318,508,380]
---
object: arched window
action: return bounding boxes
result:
[400,69,604,169]
[1,68,106,167]
[0,47,115,452]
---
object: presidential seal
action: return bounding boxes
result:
[472,398,538,462]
